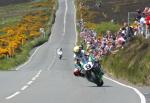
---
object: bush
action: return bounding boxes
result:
[95,22,120,34]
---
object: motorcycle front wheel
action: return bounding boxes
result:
[97,79,104,87]
[91,71,104,87]
[87,70,104,87]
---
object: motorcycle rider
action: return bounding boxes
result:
[57,48,63,60]
[73,45,104,78]
[73,45,86,76]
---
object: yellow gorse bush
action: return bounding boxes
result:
[31,2,49,8]
[0,0,56,58]
[84,22,97,30]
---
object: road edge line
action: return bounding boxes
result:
[73,0,78,45]
[15,45,42,70]
[104,76,146,103]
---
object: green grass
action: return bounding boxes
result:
[0,2,31,16]
[0,3,32,29]
[0,0,57,70]
[0,1,49,28]
[0,16,21,27]
[76,26,82,45]
[102,37,150,85]
[95,22,120,34]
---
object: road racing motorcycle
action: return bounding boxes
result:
[57,49,63,60]
[73,54,104,86]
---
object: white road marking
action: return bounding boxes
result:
[36,73,40,77]
[47,0,68,70]
[32,77,36,81]
[6,91,20,100]
[37,70,42,75]
[63,0,68,35]
[73,1,146,103]
[15,46,42,70]
[73,1,78,45]
[21,85,29,91]
[5,70,42,100]
[27,81,33,85]
[104,76,146,103]
[35,74,40,78]
[32,70,42,80]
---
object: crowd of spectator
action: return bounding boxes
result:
[132,7,150,38]
[77,7,150,60]
[78,21,133,60]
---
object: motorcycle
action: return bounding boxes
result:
[59,53,62,60]
[57,48,63,60]
[74,55,104,86]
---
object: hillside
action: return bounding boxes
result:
[0,0,31,6]
[78,0,150,23]
[102,37,150,85]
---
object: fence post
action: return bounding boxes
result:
[39,28,45,38]
[145,25,150,39]
[128,12,130,25]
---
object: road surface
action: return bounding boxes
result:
[0,0,146,103]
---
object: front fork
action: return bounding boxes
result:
[93,67,104,80]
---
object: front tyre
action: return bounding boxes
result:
[90,71,104,87]
[97,80,103,87]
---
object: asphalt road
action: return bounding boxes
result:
[0,0,146,103]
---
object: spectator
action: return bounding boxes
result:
[127,26,134,38]
[132,20,140,36]
[143,7,149,16]
[145,15,150,38]
[136,9,142,21]
[139,14,146,36]
[116,34,126,48]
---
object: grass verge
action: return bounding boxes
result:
[102,37,150,85]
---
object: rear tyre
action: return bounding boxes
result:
[59,55,62,60]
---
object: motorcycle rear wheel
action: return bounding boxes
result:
[59,55,62,60]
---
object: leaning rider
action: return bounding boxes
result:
[73,45,86,76]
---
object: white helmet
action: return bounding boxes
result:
[73,46,80,53]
